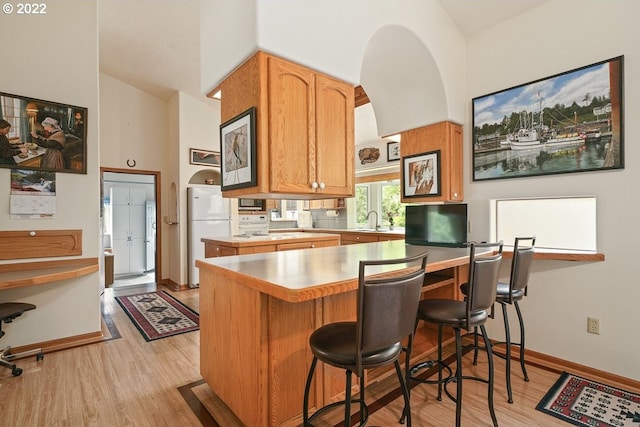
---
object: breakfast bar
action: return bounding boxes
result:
[196,241,473,427]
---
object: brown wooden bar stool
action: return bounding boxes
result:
[405,242,503,427]
[302,251,428,427]
[0,302,44,377]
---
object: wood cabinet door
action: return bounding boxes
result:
[400,121,464,203]
[314,74,354,196]
[308,199,338,209]
[267,56,315,194]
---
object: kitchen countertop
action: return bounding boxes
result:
[271,227,406,237]
[196,240,468,302]
[201,231,341,247]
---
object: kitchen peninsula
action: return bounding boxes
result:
[196,240,473,426]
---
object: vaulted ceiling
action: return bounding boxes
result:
[98,0,549,143]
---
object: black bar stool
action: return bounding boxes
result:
[492,236,535,403]
[302,251,428,427]
[461,237,535,403]
[0,302,44,377]
[405,242,503,427]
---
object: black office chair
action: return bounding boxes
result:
[0,302,43,377]
[407,242,503,427]
[302,251,428,427]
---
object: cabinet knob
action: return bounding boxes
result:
[311,244,315,248]
[319,182,326,190]
[311,181,318,189]
[452,192,458,198]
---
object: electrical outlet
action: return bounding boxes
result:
[587,317,600,334]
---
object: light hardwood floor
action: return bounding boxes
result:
[0,285,635,427]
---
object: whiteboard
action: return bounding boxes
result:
[494,196,596,251]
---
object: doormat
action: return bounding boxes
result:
[536,371,640,426]
[115,291,199,342]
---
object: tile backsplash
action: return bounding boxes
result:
[268,209,347,230]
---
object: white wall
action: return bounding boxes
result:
[99,81,220,288]
[99,73,168,170]
[177,92,222,285]
[201,0,467,127]
[466,0,640,380]
[0,1,101,345]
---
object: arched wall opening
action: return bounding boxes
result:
[360,25,449,137]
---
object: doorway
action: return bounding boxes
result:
[101,168,161,289]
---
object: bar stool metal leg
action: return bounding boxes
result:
[502,303,514,403]
[480,324,499,427]
[454,328,463,427]
[303,357,318,426]
[514,301,529,382]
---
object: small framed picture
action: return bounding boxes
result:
[189,148,221,167]
[220,107,257,191]
[402,150,441,198]
[387,141,400,162]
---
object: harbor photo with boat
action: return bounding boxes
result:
[472,56,624,181]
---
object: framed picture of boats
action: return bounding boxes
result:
[472,56,624,181]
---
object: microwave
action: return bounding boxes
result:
[238,198,265,211]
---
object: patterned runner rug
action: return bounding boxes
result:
[536,371,640,426]
[115,290,199,341]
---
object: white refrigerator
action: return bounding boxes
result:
[187,186,231,288]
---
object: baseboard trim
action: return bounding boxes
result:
[8,330,105,359]
[492,344,640,392]
[160,277,186,292]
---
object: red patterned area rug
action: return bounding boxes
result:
[536,372,640,426]
[115,291,199,342]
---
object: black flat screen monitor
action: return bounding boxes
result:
[405,204,468,247]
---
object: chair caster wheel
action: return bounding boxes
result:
[37,352,44,361]
[12,367,23,376]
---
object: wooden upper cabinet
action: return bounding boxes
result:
[267,56,315,194]
[218,51,354,199]
[314,73,354,196]
[400,121,464,203]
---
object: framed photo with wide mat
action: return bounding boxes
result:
[536,371,640,426]
[115,291,199,341]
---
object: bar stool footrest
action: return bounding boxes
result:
[409,359,453,385]
[443,374,491,403]
[307,398,369,426]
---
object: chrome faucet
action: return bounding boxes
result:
[366,210,381,231]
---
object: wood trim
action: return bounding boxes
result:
[355,171,400,184]
[100,167,162,285]
[7,329,105,358]
[503,251,605,262]
[0,257,99,290]
[160,277,184,292]
[0,229,82,260]
[354,85,370,108]
[493,345,640,392]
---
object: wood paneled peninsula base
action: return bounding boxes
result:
[196,241,473,427]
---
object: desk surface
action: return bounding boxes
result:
[196,241,473,302]
[0,258,99,290]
